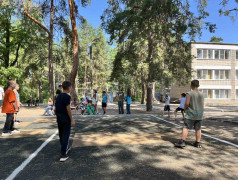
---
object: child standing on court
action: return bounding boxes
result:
[1,80,19,136]
[163,94,171,118]
[102,91,108,115]
[175,80,204,148]
[55,81,75,162]
[14,83,22,124]
[125,88,132,114]
[174,93,186,120]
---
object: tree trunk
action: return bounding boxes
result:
[10,42,21,67]
[84,59,87,89]
[5,19,10,68]
[141,83,145,104]
[152,82,156,101]
[48,0,54,100]
[146,83,153,111]
[24,2,54,100]
[68,0,79,100]
[146,34,154,111]
[39,81,43,103]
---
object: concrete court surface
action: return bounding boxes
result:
[0,114,238,180]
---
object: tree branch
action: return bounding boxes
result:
[23,4,51,35]
[228,8,238,12]
[10,42,21,67]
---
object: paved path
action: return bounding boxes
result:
[0,115,238,180]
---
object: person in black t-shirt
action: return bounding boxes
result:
[56,85,62,98]
[55,81,75,162]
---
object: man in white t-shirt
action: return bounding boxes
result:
[0,86,4,108]
[163,94,171,118]
[174,93,186,120]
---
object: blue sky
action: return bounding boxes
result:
[78,0,238,43]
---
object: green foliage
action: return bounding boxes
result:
[0,67,22,87]
[102,0,204,88]
[218,0,238,20]
[209,36,224,42]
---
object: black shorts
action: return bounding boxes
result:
[176,107,184,112]
[102,103,107,108]
[184,119,202,130]
[164,105,170,111]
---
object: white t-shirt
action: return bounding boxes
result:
[165,96,170,105]
[0,87,4,100]
[179,97,186,109]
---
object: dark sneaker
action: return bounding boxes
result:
[193,142,202,148]
[174,140,186,148]
[2,132,12,137]
[60,155,69,162]
[66,146,71,154]
[11,128,20,134]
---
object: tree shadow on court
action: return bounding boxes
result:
[1,115,238,180]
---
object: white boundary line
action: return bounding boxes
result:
[6,130,58,180]
[151,115,238,148]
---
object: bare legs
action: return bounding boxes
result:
[163,111,170,117]
[174,110,185,120]
[181,128,201,142]
[195,129,201,142]
[103,107,106,114]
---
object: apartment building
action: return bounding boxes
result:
[170,42,238,105]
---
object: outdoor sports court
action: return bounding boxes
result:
[0,114,238,180]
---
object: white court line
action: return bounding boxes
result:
[151,115,238,148]
[6,130,58,180]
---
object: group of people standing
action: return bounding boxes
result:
[117,88,132,114]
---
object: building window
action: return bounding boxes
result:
[201,89,213,99]
[225,50,230,59]
[236,70,238,80]
[197,49,202,58]
[197,70,202,79]
[215,50,219,59]
[201,89,230,99]
[214,70,219,80]
[197,69,230,80]
[208,49,213,59]
[236,50,238,60]
[220,50,225,59]
[203,49,207,59]
[197,49,230,60]
[214,89,231,99]
[197,70,212,80]
[220,70,225,79]
[236,90,238,99]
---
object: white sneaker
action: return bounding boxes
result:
[60,155,69,162]
[11,129,20,134]
[2,132,12,136]
[14,121,20,125]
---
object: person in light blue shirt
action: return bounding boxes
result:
[102,91,108,114]
[125,88,132,114]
